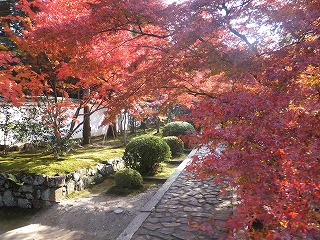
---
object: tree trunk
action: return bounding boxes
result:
[140,121,146,133]
[123,110,128,145]
[82,104,91,145]
[155,116,160,134]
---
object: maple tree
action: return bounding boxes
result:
[1,0,319,238]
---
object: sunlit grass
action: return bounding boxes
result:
[0,125,183,177]
[0,144,125,176]
[154,162,179,178]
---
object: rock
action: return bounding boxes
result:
[96,164,112,175]
[20,185,33,193]
[66,173,73,180]
[114,208,124,214]
[88,168,97,176]
[41,188,50,201]
[87,176,95,185]
[0,195,3,207]
[49,188,64,202]
[33,174,46,185]
[47,175,65,187]
[73,171,81,182]
[4,181,12,189]
[66,180,76,194]
[0,173,7,179]
[36,189,41,199]
[22,175,34,185]
[3,190,17,206]
[18,198,32,208]
[62,187,67,196]
[82,176,90,188]
[79,168,87,176]
[13,191,22,197]
[26,193,33,200]
[96,174,103,180]
[76,179,84,191]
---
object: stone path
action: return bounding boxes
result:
[118,149,235,240]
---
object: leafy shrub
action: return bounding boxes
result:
[162,121,195,137]
[123,135,171,175]
[163,136,184,157]
[114,168,143,189]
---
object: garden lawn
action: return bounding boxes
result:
[0,145,125,176]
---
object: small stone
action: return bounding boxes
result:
[183,206,193,212]
[146,217,159,223]
[114,208,124,214]
[162,222,181,227]
[191,212,211,218]
[143,223,161,231]
[161,216,175,222]
[159,227,174,234]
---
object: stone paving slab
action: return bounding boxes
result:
[117,148,234,240]
[132,171,233,240]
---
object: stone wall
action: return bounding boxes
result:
[0,162,115,208]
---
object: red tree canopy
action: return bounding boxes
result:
[1,0,319,238]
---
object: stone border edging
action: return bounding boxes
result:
[0,157,123,208]
[116,149,198,240]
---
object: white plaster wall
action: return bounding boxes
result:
[0,103,110,145]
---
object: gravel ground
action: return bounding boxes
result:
[0,185,160,240]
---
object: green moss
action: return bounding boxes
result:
[153,162,178,178]
[0,146,124,176]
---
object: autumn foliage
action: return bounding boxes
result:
[1,0,319,238]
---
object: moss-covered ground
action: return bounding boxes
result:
[0,128,162,176]
[0,142,125,176]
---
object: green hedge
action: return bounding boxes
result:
[114,168,143,189]
[162,121,195,137]
[163,136,184,157]
[123,135,171,175]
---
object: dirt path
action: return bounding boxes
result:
[0,186,159,240]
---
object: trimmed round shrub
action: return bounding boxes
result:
[163,136,184,157]
[123,135,171,175]
[114,168,143,189]
[162,121,195,137]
